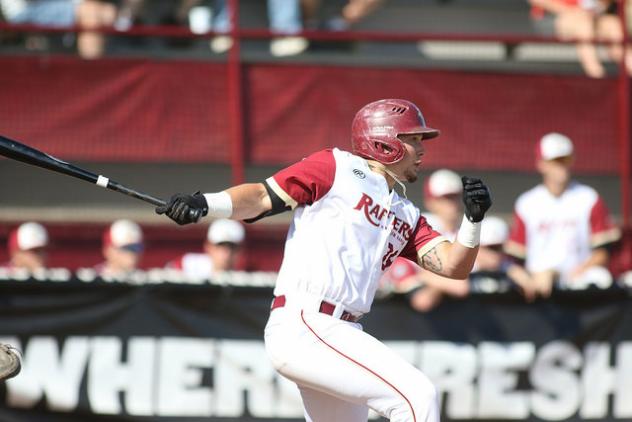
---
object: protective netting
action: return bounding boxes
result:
[0,56,230,163]
[0,56,622,174]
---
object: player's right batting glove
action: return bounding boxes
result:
[0,343,21,382]
[461,177,492,223]
[156,191,208,225]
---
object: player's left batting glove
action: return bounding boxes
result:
[461,177,492,223]
[156,191,208,225]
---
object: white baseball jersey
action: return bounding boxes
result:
[267,148,444,315]
[381,212,456,293]
[264,148,444,421]
[505,182,620,280]
[167,253,214,280]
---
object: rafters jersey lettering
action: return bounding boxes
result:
[354,193,412,240]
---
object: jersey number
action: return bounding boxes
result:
[381,243,398,270]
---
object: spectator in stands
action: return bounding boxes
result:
[2,222,49,271]
[167,218,245,280]
[112,0,142,31]
[0,0,117,59]
[379,169,468,311]
[301,0,386,32]
[528,0,632,78]
[96,219,144,278]
[186,0,308,57]
[505,132,621,296]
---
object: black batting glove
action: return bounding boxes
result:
[156,191,208,225]
[461,177,492,223]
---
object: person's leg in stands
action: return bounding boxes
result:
[341,0,385,25]
[556,8,605,78]
[595,13,632,76]
[76,0,117,59]
[268,0,308,56]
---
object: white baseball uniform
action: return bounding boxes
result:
[380,213,456,294]
[505,181,620,284]
[263,148,446,422]
[167,253,214,280]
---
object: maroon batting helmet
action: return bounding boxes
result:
[351,99,439,164]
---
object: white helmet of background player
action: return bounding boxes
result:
[7,222,49,271]
[536,132,574,161]
[204,219,245,273]
[423,169,462,200]
[480,216,509,247]
[103,219,144,253]
[101,220,144,275]
[207,219,245,246]
[9,222,49,253]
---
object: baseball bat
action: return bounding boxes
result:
[0,135,201,221]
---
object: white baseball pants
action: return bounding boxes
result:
[264,295,439,422]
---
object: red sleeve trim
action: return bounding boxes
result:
[165,256,184,270]
[398,215,443,262]
[589,196,621,247]
[505,211,527,258]
[508,210,526,246]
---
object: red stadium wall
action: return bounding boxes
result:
[0,56,620,174]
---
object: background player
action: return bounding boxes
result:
[156,98,492,422]
[1,222,49,271]
[166,218,245,280]
[505,132,621,295]
[95,219,145,278]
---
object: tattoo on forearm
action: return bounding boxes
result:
[422,248,443,273]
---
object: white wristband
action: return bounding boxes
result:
[456,215,481,248]
[203,191,233,218]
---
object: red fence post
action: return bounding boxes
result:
[618,0,631,227]
[227,0,245,185]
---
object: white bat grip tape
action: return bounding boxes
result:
[96,175,109,188]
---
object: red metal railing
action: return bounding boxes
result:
[227,0,245,185]
[0,1,630,226]
[617,1,631,227]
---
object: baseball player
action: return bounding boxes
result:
[166,218,245,280]
[94,219,144,278]
[505,132,621,295]
[1,222,49,271]
[156,99,492,421]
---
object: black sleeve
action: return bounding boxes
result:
[243,181,292,224]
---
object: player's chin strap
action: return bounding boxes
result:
[367,161,407,204]
[382,167,407,203]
